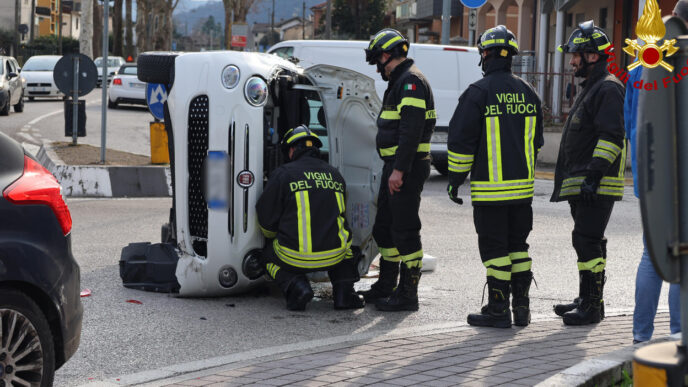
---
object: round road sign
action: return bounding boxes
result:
[461,0,487,8]
[53,54,98,96]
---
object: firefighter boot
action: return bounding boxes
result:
[375,264,421,311]
[281,275,314,311]
[467,278,512,328]
[554,271,583,316]
[563,271,604,325]
[333,282,365,310]
[358,259,400,302]
[511,271,532,327]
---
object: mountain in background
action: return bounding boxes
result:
[174,0,325,33]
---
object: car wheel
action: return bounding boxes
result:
[433,161,448,176]
[137,52,178,86]
[28,97,34,101]
[0,94,9,116]
[14,90,24,113]
[0,289,56,387]
[108,99,118,109]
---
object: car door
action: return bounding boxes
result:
[8,59,20,104]
[303,64,382,274]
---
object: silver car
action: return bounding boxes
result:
[95,56,126,87]
[108,64,146,108]
[21,55,64,100]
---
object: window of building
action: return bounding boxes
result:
[566,13,572,27]
[599,8,608,28]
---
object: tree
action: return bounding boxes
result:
[79,0,93,57]
[332,0,386,39]
[222,0,262,50]
[112,0,123,56]
[124,0,134,59]
[136,0,180,52]
[93,0,102,56]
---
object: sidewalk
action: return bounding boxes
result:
[146,313,671,387]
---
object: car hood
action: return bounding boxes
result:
[21,71,54,83]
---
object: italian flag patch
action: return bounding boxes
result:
[404,83,416,91]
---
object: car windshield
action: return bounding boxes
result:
[22,56,59,71]
[120,66,137,75]
[95,58,122,67]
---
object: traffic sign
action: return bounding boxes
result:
[468,9,478,29]
[53,54,98,97]
[231,23,249,48]
[146,83,168,120]
[461,0,487,8]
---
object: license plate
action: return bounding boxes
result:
[131,82,144,88]
[205,151,228,210]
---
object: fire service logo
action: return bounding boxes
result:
[623,0,678,71]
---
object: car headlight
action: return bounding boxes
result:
[244,76,268,107]
[221,65,240,89]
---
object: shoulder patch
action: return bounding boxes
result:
[404,83,416,91]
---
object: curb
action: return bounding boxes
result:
[37,143,172,198]
[536,336,677,387]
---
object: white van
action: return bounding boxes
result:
[269,40,483,175]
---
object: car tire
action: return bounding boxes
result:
[108,98,118,109]
[137,52,178,86]
[0,93,9,116]
[433,161,448,176]
[28,96,35,101]
[0,288,56,387]
[14,90,25,113]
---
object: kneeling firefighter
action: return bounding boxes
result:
[256,125,365,311]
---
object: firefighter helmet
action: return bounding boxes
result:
[365,29,409,65]
[281,125,323,150]
[478,25,519,56]
[558,20,611,54]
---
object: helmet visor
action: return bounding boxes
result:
[365,48,381,65]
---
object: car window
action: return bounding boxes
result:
[304,90,329,154]
[22,56,60,71]
[6,61,11,75]
[271,47,294,59]
[120,66,137,75]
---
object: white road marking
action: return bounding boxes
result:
[16,132,37,143]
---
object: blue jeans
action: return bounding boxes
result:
[633,238,681,342]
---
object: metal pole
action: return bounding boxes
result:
[552,9,565,123]
[537,11,549,100]
[72,56,79,145]
[58,0,63,54]
[441,0,451,45]
[14,0,20,56]
[302,1,305,40]
[101,0,108,163]
[325,0,331,39]
[270,0,274,46]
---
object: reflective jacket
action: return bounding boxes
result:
[256,151,353,269]
[551,61,626,202]
[447,58,544,206]
[377,59,435,171]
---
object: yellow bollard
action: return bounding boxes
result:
[150,121,170,164]
[633,341,686,386]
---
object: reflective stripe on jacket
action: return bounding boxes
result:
[551,61,626,202]
[256,153,353,269]
[376,59,435,171]
[448,58,544,206]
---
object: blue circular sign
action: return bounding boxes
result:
[146,83,168,121]
[461,0,487,8]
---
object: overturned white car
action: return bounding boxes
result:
[121,51,383,296]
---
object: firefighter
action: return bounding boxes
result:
[357,28,435,311]
[551,21,625,325]
[447,25,544,328]
[256,125,365,311]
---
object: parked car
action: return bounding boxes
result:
[108,64,146,108]
[0,132,82,386]
[95,56,126,87]
[127,51,382,296]
[0,55,25,115]
[21,55,64,101]
[269,40,483,175]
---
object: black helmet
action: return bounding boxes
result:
[280,125,322,150]
[478,25,519,56]
[558,20,611,54]
[365,29,409,65]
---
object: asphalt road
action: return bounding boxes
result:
[1,93,664,386]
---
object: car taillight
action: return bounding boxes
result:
[113,78,122,85]
[3,156,72,235]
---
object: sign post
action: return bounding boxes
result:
[231,23,248,49]
[53,53,97,145]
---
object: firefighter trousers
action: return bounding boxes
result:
[472,203,533,282]
[372,158,431,268]
[262,242,359,288]
[569,199,614,273]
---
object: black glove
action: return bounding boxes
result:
[447,173,466,205]
[580,171,603,204]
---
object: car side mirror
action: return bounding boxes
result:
[8,72,18,79]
